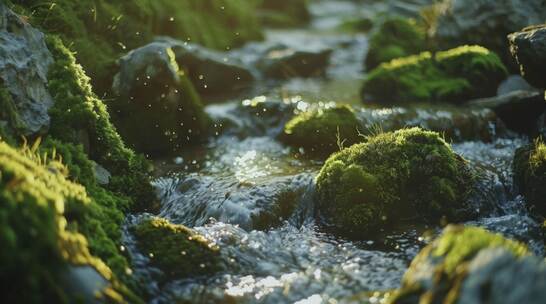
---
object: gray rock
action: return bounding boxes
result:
[467,90,546,134]
[497,75,536,95]
[508,24,546,89]
[92,162,111,185]
[432,0,546,64]
[457,248,546,304]
[156,37,254,96]
[257,44,333,79]
[61,266,108,303]
[0,3,54,136]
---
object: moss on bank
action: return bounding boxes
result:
[362,45,508,104]
[0,141,140,303]
[10,0,264,93]
[389,225,529,304]
[132,217,224,279]
[315,128,474,237]
[513,139,546,216]
[365,17,427,70]
[281,105,363,155]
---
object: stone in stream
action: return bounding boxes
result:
[361,45,508,105]
[513,140,546,216]
[257,44,333,79]
[508,24,546,89]
[0,2,55,137]
[113,42,210,155]
[429,0,546,67]
[155,37,255,97]
[388,225,546,304]
[467,90,546,134]
[315,128,494,238]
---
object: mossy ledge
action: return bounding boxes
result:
[315,127,475,238]
[388,225,529,304]
[513,138,546,216]
[362,45,508,105]
[0,140,141,303]
[132,217,224,280]
[281,105,364,155]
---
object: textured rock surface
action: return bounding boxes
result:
[0,3,54,136]
[509,24,546,89]
[258,44,333,79]
[432,0,546,64]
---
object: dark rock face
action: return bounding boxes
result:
[432,0,546,65]
[0,2,54,136]
[467,90,546,134]
[113,42,209,155]
[508,25,546,89]
[258,44,333,79]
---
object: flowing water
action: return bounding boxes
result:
[123,1,543,303]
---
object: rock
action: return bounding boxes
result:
[280,105,364,155]
[92,162,111,185]
[389,225,531,304]
[513,140,546,216]
[0,3,54,136]
[508,24,546,89]
[315,128,480,238]
[497,75,536,95]
[431,0,546,66]
[61,266,108,303]
[467,90,546,134]
[258,44,333,79]
[156,37,255,97]
[113,42,210,155]
[362,46,508,105]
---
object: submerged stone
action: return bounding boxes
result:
[361,45,508,104]
[315,128,476,238]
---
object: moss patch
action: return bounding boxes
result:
[132,217,224,279]
[281,105,363,155]
[315,128,474,237]
[11,0,263,93]
[362,45,508,104]
[389,225,529,304]
[513,139,546,216]
[365,17,427,70]
[258,0,310,28]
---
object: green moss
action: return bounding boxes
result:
[365,18,427,70]
[0,141,140,303]
[11,0,263,93]
[282,105,363,155]
[338,17,374,33]
[132,217,224,279]
[315,127,474,237]
[513,139,546,216]
[389,225,529,304]
[0,87,24,139]
[45,36,155,211]
[362,45,508,104]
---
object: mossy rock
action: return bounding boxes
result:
[315,128,475,237]
[513,139,546,216]
[132,217,224,279]
[10,0,263,94]
[338,17,374,33]
[365,17,427,71]
[388,225,529,304]
[362,45,508,105]
[281,105,363,155]
[45,36,155,211]
[0,141,140,303]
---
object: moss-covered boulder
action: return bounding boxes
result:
[10,0,263,93]
[315,128,475,237]
[0,141,139,303]
[388,225,540,304]
[258,0,310,28]
[281,105,363,155]
[365,17,427,71]
[112,42,210,155]
[513,139,546,216]
[132,217,224,279]
[362,45,508,104]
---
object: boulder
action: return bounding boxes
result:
[508,24,546,89]
[513,140,546,216]
[113,42,210,155]
[467,90,545,134]
[156,37,255,97]
[258,44,333,79]
[0,3,54,136]
[431,0,546,66]
[497,75,536,95]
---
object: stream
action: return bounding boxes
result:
[122,1,543,303]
